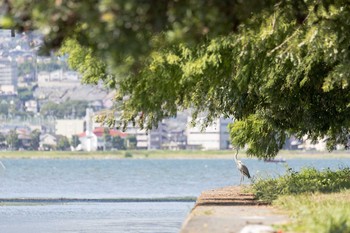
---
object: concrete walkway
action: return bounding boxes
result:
[180,186,288,233]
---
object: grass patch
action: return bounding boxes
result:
[1,150,350,159]
[274,191,350,233]
[252,167,350,204]
[124,151,133,158]
[0,150,238,159]
[251,167,350,232]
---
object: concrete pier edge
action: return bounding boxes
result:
[180,186,289,233]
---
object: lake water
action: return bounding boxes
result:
[0,157,349,233]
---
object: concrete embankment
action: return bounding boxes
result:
[180,186,288,233]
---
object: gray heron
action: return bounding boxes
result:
[234,148,251,184]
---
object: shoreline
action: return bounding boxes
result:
[0,150,349,159]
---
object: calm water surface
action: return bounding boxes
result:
[0,157,349,233]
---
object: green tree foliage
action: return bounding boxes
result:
[56,136,70,151]
[71,135,80,148]
[103,128,111,150]
[2,99,30,118]
[40,100,89,118]
[3,1,350,157]
[17,61,34,77]
[126,135,137,150]
[0,133,5,142]
[0,133,6,147]
[17,60,65,79]
[37,61,62,72]
[17,87,34,102]
[30,129,41,150]
[6,130,20,150]
[111,136,125,150]
[0,103,9,116]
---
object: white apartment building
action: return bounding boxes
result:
[55,119,85,139]
[0,58,17,94]
[187,117,232,150]
[123,121,168,150]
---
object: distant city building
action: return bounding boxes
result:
[79,108,97,151]
[283,136,303,150]
[76,108,128,151]
[24,100,39,113]
[35,70,112,110]
[187,117,232,150]
[37,70,80,88]
[78,127,128,151]
[163,130,187,150]
[147,122,168,150]
[122,121,168,150]
[40,133,57,150]
[16,127,31,149]
[299,135,328,151]
[0,29,13,38]
[55,119,85,139]
[0,58,17,95]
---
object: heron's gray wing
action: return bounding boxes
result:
[241,164,251,178]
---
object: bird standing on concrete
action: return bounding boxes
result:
[234,148,251,185]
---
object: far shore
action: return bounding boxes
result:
[0,150,349,159]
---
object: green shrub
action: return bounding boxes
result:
[124,151,133,158]
[252,166,350,204]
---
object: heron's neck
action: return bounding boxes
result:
[234,155,238,165]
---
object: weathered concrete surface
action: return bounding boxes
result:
[180,186,288,233]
